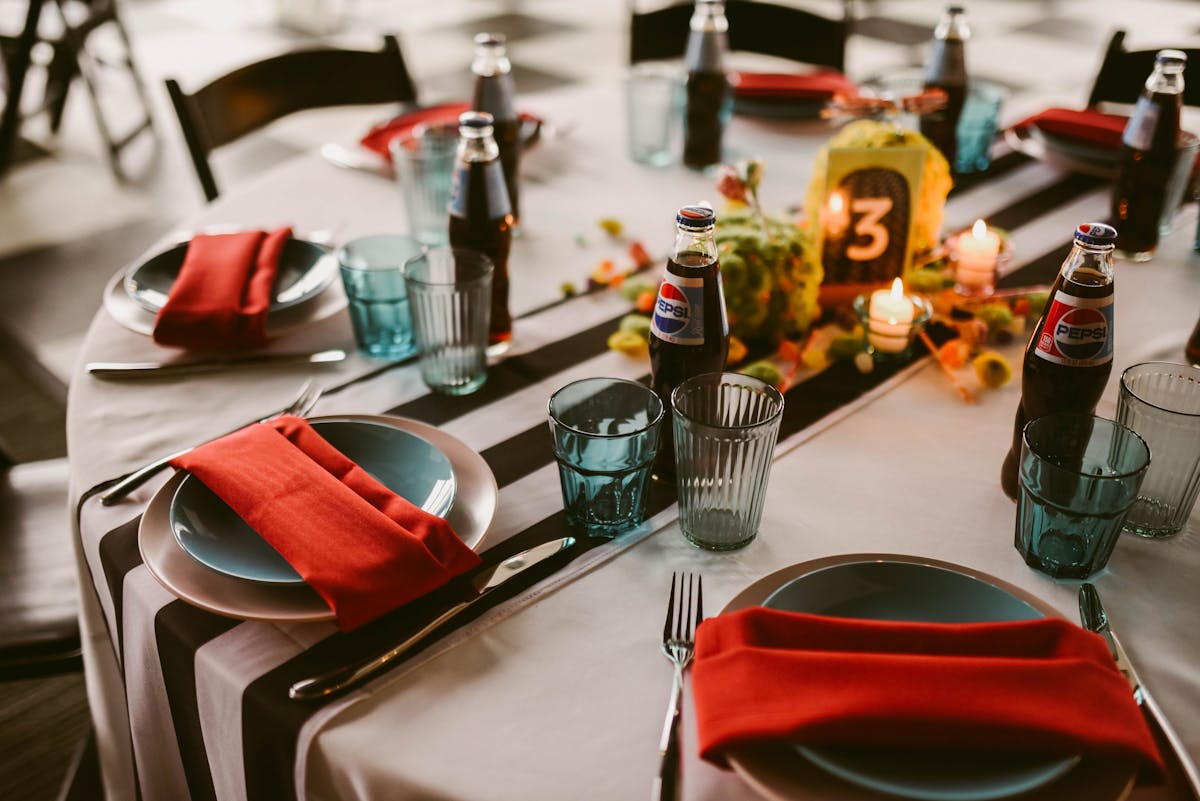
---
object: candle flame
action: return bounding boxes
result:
[972,219,988,239]
[890,277,904,299]
[829,191,845,213]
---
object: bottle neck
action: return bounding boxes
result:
[673,225,718,264]
[690,1,728,33]
[1062,241,1115,283]
[457,128,499,163]
[472,44,511,77]
[1146,64,1185,96]
[934,10,969,41]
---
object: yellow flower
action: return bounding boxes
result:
[973,351,1012,389]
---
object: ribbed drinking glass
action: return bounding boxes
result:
[1117,362,1200,537]
[404,247,492,395]
[671,372,784,551]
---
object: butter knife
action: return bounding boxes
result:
[1079,583,1200,800]
[289,536,577,701]
[87,349,346,379]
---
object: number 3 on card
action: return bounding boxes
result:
[846,197,893,262]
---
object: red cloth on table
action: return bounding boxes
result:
[152,227,291,350]
[729,71,858,100]
[359,102,470,160]
[692,607,1163,776]
[169,415,481,632]
[1015,106,1129,149]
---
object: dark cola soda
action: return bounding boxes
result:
[1000,223,1116,499]
[682,0,730,169]
[920,5,969,171]
[448,111,514,349]
[471,33,521,225]
[649,205,729,482]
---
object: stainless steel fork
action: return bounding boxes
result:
[653,572,703,801]
[99,379,324,505]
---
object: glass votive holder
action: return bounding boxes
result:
[946,223,1012,298]
[853,289,932,361]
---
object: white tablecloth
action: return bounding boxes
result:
[67,82,1200,801]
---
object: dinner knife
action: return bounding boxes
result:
[289,536,577,701]
[1078,583,1200,800]
[86,349,346,379]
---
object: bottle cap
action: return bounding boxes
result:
[1156,49,1187,65]
[1074,222,1118,246]
[947,4,965,13]
[677,204,716,229]
[458,111,495,130]
[474,32,506,47]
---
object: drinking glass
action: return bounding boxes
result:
[1117,362,1200,537]
[548,378,664,538]
[1158,132,1199,237]
[337,234,423,360]
[390,123,458,247]
[672,372,785,551]
[955,81,1007,174]
[1016,413,1150,579]
[404,248,492,395]
[625,64,681,167]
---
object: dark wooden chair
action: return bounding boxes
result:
[1087,30,1200,109]
[165,34,419,202]
[629,0,850,71]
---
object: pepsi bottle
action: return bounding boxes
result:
[471,33,522,226]
[683,0,730,169]
[921,5,969,171]
[448,111,514,349]
[1000,223,1116,499]
[649,205,730,482]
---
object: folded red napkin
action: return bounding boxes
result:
[692,607,1162,776]
[152,227,291,350]
[360,102,470,161]
[1014,106,1128,149]
[169,415,482,631]
[729,70,858,100]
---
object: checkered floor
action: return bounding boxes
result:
[2,0,1200,451]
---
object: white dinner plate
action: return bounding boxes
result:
[102,260,347,339]
[1004,125,1120,178]
[169,419,457,586]
[722,554,1137,801]
[139,415,498,622]
[123,236,337,314]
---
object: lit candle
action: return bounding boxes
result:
[868,277,916,353]
[956,219,1001,291]
[825,190,850,239]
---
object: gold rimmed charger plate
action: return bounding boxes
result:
[139,414,498,622]
[721,553,1137,801]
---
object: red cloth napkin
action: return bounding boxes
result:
[1014,106,1129,149]
[360,102,470,161]
[692,607,1163,776]
[152,227,291,350]
[169,415,482,632]
[729,70,858,100]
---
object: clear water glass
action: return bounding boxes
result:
[390,124,458,246]
[1117,362,1200,537]
[672,372,785,551]
[337,235,423,360]
[1016,413,1150,579]
[1159,132,1199,237]
[548,378,664,538]
[955,81,1007,174]
[404,247,492,395]
[626,64,682,166]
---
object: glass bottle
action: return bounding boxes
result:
[471,33,522,226]
[921,5,970,171]
[648,204,730,482]
[1000,223,1116,499]
[448,111,514,350]
[1112,50,1186,262]
[1186,314,1200,365]
[683,0,730,169]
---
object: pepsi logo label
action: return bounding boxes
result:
[650,274,706,346]
[1034,291,1114,366]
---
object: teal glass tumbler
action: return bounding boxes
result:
[955,81,1007,174]
[1116,362,1200,537]
[337,234,423,360]
[404,247,492,395]
[548,378,664,538]
[1016,413,1150,579]
[672,372,785,551]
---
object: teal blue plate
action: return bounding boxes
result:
[170,419,456,586]
[763,560,1080,801]
[123,236,336,314]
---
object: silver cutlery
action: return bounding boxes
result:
[98,379,324,506]
[288,536,577,701]
[654,572,703,801]
[87,349,346,379]
[1079,583,1200,800]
